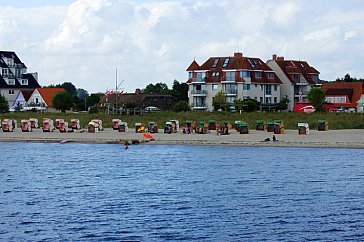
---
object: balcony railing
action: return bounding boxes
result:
[190,77,206,83]
[191,90,208,95]
[222,89,237,95]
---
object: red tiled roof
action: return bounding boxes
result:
[186,60,200,71]
[275,60,321,85]
[323,82,364,108]
[187,53,282,84]
[37,88,66,107]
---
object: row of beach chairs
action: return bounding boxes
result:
[1,118,329,135]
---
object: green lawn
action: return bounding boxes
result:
[1,111,363,130]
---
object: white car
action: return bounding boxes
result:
[145,106,160,112]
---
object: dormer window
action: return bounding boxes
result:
[267,72,274,79]
[255,72,262,78]
[8,79,15,85]
[21,79,28,85]
[188,72,192,79]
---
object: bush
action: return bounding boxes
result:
[173,101,190,112]
[89,105,99,114]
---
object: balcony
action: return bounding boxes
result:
[222,89,237,95]
[191,90,207,96]
[190,77,206,83]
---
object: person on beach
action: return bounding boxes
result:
[273,135,277,142]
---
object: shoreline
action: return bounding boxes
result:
[1,128,363,149]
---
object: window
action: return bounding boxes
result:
[240,71,250,78]
[196,72,206,82]
[212,72,220,77]
[222,58,229,68]
[248,59,254,67]
[265,85,272,95]
[255,72,262,78]
[274,97,277,103]
[255,84,257,87]
[8,90,15,95]
[212,84,218,90]
[294,74,300,83]
[15,69,22,77]
[243,96,250,100]
[266,97,272,104]
[260,85,263,90]
[300,63,305,68]
[260,97,263,103]
[21,79,28,85]
[2,68,8,76]
[274,85,277,91]
[267,72,274,79]
[212,59,219,68]
[8,79,15,85]
[243,84,251,90]
[225,71,235,82]
[188,72,192,79]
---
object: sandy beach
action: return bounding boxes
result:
[0,128,363,148]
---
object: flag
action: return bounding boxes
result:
[299,89,303,103]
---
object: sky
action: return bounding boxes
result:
[1,0,363,93]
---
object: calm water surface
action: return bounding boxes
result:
[0,142,364,241]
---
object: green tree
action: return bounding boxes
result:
[52,92,74,112]
[171,80,188,101]
[59,82,77,96]
[277,95,290,111]
[212,91,229,111]
[143,82,169,94]
[0,94,9,113]
[173,100,190,112]
[307,87,326,112]
[235,98,259,112]
[86,93,103,108]
[76,88,89,100]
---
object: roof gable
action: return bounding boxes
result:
[186,60,200,71]
[323,82,364,107]
[36,88,66,107]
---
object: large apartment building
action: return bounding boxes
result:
[186,52,282,111]
[266,55,322,111]
[0,51,40,107]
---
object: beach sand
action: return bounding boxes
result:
[0,128,363,148]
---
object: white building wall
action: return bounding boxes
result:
[266,60,294,110]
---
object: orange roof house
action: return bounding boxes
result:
[322,82,364,112]
[27,88,66,111]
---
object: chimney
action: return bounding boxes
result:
[234,52,243,58]
[272,54,277,61]
[135,88,141,94]
[277,56,284,61]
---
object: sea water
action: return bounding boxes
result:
[0,142,363,241]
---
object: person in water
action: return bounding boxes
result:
[124,140,129,149]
